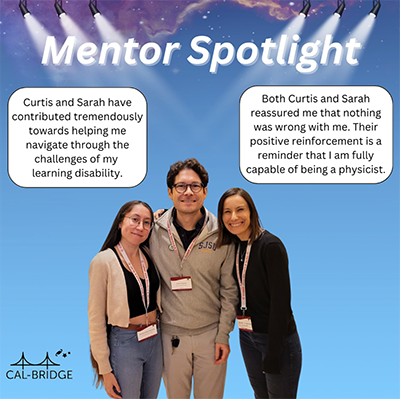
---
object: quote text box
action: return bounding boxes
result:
[8,87,147,188]
[240,86,393,184]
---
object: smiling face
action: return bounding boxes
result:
[222,194,252,241]
[118,204,152,248]
[168,168,207,218]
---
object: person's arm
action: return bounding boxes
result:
[88,253,113,376]
[215,244,239,350]
[263,241,293,374]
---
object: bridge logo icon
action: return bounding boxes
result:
[10,352,60,369]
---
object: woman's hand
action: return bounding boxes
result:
[103,372,122,399]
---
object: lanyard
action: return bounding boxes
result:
[117,242,150,322]
[166,216,206,276]
[236,242,252,315]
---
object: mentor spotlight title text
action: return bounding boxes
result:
[42,34,362,74]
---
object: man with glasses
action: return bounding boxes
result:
[150,158,238,399]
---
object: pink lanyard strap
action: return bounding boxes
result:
[117,242,150,316]
[166,217,206,275]
[236,242,252,315]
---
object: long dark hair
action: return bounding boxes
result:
[216,188,263,248]
[91,200,153,388]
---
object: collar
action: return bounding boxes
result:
[171,207,206,232]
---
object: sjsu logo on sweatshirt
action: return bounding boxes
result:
[198,241,216,252]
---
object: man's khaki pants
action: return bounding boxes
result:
[162,327,227,399]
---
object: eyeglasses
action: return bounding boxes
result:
[125,216,153,230]
[172,182,204,194]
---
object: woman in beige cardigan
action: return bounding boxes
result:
[88,201,162,399]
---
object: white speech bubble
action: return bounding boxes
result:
[8,87,147,188]
[240,86,393,184]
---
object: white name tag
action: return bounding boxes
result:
[237,316,253,332]
[137,323,158,342]
[170,276,192,291]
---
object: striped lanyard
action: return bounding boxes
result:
[236,242,252,315]
[166,217,206,276]
[117,242,150,319]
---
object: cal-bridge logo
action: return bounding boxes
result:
[6,351,73,380]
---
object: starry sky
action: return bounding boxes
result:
[1,0,388,69]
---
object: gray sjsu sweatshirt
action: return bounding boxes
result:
[149,207,238,344]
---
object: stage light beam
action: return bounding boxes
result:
[334,0,345,17]
[299,0,311,17]
[54,0,66,18]
[89,0,101,17]
[369,0,381,18]
[19,0,30,18]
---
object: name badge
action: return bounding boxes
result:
[237,316,253,332]
[137,323,158,342]
[170,276,192,291]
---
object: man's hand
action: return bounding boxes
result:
[214,343,230,365]
[103,372,122,399]
[154,209,166,220]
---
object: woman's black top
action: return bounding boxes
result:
[111,246,159,318]
[235,230,297,373]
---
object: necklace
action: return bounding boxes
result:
[239,242,247,262]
